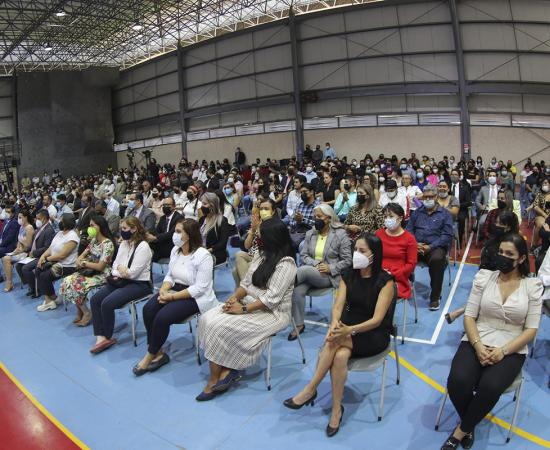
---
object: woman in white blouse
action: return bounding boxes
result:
[133,218,217,376]
[181,185,202,221]
[441,233,542,450]
[89,217,153,354]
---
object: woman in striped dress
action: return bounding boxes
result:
[197,218,297,401]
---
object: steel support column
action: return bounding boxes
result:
[177,43,188,159]
[289,10,304,162]
[449,0,471,160]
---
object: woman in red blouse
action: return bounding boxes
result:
[375,203,417,299]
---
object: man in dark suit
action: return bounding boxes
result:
[205,168,220,192]
[450,168,472,247]
[124,192,156,233]
[0,205,20,258]
[146,196,181,262]
[77,193,96,254]
[16,209,56,297]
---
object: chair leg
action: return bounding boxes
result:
[131,302,137,347]
[378,358,388,421]
[195,317,201,366]
[291,317,306,364]
[447,263,451,286]
[435,391,448,431]
[507,379,524,443]
[413,294,418,323]
[401,299,407,345]
[309,296,312,309]
[265,337,273,391]
[392,334,401,385]
[188,321,193,334]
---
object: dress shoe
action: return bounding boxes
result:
[326,406,344,437]
[148,353,170,372]
[441,434,461,450]
[132,364,149,377]
[90,339,117,355]
[287,325,305,341]
[37,301,57,312]
[212,369,241,392]
[283,390,317,410]
[461,430,474,449]
[196,390,218,402]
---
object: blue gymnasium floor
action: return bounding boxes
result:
[0,247,549,450]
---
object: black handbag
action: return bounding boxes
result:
[106,245,138,288]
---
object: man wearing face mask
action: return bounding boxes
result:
[450,169,472,247]
[406,184,454,310]
[124,193,156,234]
[146,197,182,262]
[289,183,319,250]
[0,205,20,260]
[299,163,318,184]
[379,179,408,213]
[54,194,73,225]
[334,176,357,222]
[94,200,120,237]
[475,170,499,232]
[76,194,97,254]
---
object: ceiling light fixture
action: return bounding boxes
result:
[44,44,53,51]
[132,22,143,31]
[55,10,66,17]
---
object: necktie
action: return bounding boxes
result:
[453,184,457,198]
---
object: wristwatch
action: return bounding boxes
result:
[351,328,357,336]
[241,305,248,314]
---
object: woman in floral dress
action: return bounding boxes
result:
[60,214,115,326]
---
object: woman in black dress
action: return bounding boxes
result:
[283,233,395,437]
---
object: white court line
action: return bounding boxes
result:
[428,231,474,345]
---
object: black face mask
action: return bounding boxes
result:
[356,194,367,204]
[314,218,326,231]
[343,183,350,191]
[494,253,517,274]
[187,192,194,201]
[162,206,173,216]
[301,193,309,203]
[497,200,507,209]
[491,223,507,237]
[201,206,210,216]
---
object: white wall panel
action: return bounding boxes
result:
[344,6,398,31]
[156,72,178,95]
[303,98,351,118]
[397,1,451,24]
[299,14,346,39]
[186,63,217,87]
[220,109,258,127]
[132,62,156,83]
[349,58,404,86]
[351,95,407,114]
[406,94,460,112]
[217,54,255,79]
[462,24,517,51]
[346,29,402,59]
[155,56,177,76]
[185,43,216,66]
[465,53,520,81]
[254,45,292,72]
[300,36,348,65]
[519,54,550,82]
[0,118,12,137]
[255,69,293,96]
[469,94,523,112]
[189,114,221,131]
[218,78,256,103]
[216,33,253,58]
[253,25,289,47]
[401,25,454,53]
[258,104,294,122]
[302,62,349,90]
[134,99,158,121]
[515,24,550,52]
[187,85,219,109]
[457,0,512,21]
[133,80,157,102]
[157,93,180,115]
[404,54,457,82]
[523,94,550,114]
[510,0,550,21]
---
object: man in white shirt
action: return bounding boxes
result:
[172,182,188,212]
[104,192,120,217]
[54,194,74,223]
[42,194,58,223]
[379,179,408,213]
[142,180,153,208]
[399,173,422,212]
[285,176,305,223]
[298,163,318,184]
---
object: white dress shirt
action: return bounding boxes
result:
[111,240,152,282]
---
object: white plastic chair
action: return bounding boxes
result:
[397,277,417,344]
[435,371,524,443]
[304,287,336,328]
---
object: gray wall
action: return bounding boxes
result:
[17,70,117,177]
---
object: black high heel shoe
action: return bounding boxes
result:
[326,405,344,437]
[283,390,317,409]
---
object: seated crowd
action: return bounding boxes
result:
[3,149,546,446]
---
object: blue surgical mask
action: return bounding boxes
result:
[224,188,233,196]
[423,199,435,209]
[127,200,135,209]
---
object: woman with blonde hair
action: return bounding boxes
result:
[199,192,230,264]
[289,203,352,340]
[344,184,385,240]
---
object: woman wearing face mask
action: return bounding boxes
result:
[197,219,296,400]
[199,192,230,265]
[375,204,417,300]
[150,188,164,220]
[532,178,550,248]
[400,173,423,212]
[132,218,217,374]
[499,166,514,192]
[232,199,277,287]
[344,184,385,240]
[441,233,541,450]
[436,180,460,218]
[362,173,380,202]
[288,204,352,340]
[222,181,240,223]
[89,217,153,353]
[334,176,358,222]
[60,215,115,326]
[425,165,439,186]
[284,233,394,437]
[379,179,408,216]
[415,168,429,191]
[481,189,513,241]
[1,209,34,292]
[181,185,202,221]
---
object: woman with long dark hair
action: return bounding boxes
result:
[284,233,395,437]
[196,218,297,401]
[440,233,542,450]
[2,209,34,292]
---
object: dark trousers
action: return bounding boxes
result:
[36,264,76,296]
[417,247,446,302]
[91,282,152,339]
[457,210,468,247]
[142,289,199,354]
[19,259,38,293]
[447,341,525,433]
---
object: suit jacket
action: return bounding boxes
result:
[127,206,156,233]
[77,206,95,232]
[205,177,220,192]
[450,181,472,215]
[476,184,499,213]
[300,226,352,288]
[199,216,230,264]
[152,211,182,259]
[104,210,120,237]
[0,218,20,252]
[30,223,56,258]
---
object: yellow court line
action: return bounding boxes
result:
[0,361,89,450]
[390,352,550,448]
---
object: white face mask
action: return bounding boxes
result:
[35,219,43,228]
[0,211,8,220]
[488,176,497,185]
[384,217,399,231]
[17,218,23,226]
[387,190,397,199]
[172,232,186,248]
[352,251,372,269]
[543,185,550,193]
